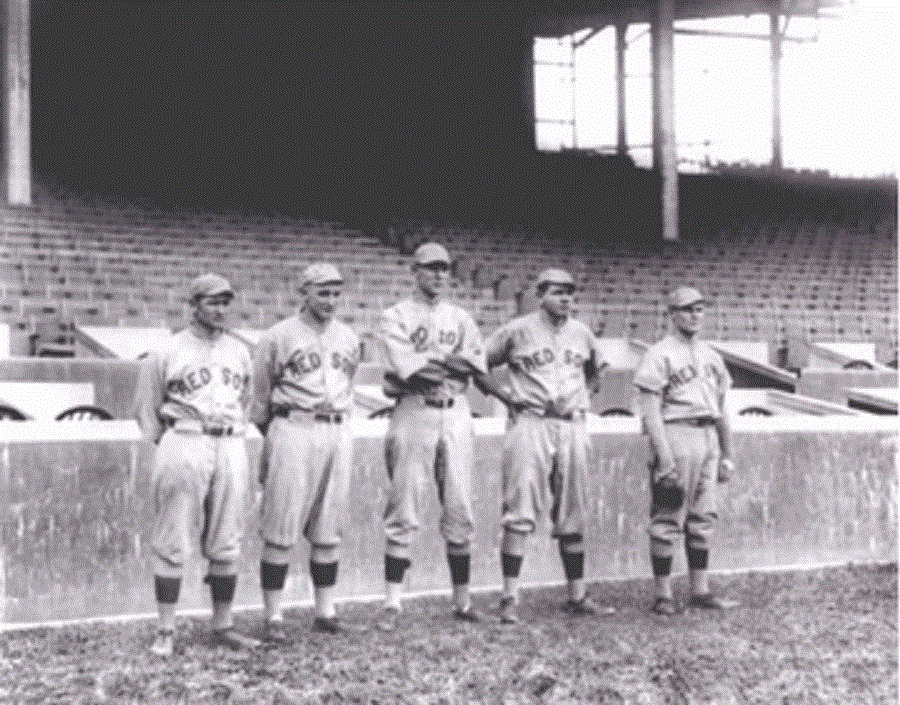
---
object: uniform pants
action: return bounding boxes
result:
[384,395,475,559]
[649,423,719,560]
[260,416,353,564]
[501,413,590,538]
[151,429,250,578]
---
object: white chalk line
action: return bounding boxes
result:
[1,559,893,633]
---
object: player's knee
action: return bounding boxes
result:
[262,542,293,565]
[311,544,340,564]
[446,540,470,556]
[557,532,584,554]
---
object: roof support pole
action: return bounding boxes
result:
[770,12,784,169]
[2,0,31,206]
[651,0,678,240]
[615,23,628,156]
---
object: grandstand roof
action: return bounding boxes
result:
[531,0,844,36]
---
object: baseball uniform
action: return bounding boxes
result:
[485,309,606,540]
[379,293,486,559]
[135,325,253,581]
[633,331,732,562]
[252,313,361,565]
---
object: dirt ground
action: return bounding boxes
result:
[0,563,895,705]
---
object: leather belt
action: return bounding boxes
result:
[664,417,717,427]
[273,406,345,424]
[423,398,454,409]
[525,408,584,422]
[165,419,242,436]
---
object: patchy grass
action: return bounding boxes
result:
[0,564,895,705]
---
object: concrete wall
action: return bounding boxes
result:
[1,416,895,626]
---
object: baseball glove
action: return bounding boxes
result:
[652,475,685,511]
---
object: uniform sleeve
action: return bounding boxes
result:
[456,310,487,374]
[632,347,668,395]
[238,344,255,414]
[714,349,733,396]
[377,306,433,380]
[132,350,165,444]
[249,330,276,426]
[585,328,608,383]
[484,322,513,369]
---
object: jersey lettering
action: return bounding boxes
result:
[411,326,429,352]
[283,349,322,377]
[331,350,357,376]
[166,365,248,397]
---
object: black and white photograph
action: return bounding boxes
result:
[0,1,896,703]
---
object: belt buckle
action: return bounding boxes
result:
[314,412,343,424]
[204,426,230,437]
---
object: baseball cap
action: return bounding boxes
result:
[414,242,452,266]
[302,262,344,287]
[668,286,706,309]
[189,273,233,300]
[537,268,575,289]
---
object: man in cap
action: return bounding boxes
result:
[251,262,362,639]
[475,268,615,624]
[632,286,737,616]
[133,273,258,656]
[375,242,487,630]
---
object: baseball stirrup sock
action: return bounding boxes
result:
[501,552,524,578]
[206,574,237,603]
[686,545,710,570]
[310,561,339,588]
[560,551,585,581]
[261,561,289,591]
[652,555,673,577]
[385,555,411,584]
[154,576,181,604]
[447,553,470,586]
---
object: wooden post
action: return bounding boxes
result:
[770,12,784,170]
[652,0,678,241]
[615,23,628,156]
[3,0,31,206]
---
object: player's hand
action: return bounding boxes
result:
[718,457,735,483]
[414,361,448,384]
[440,354,478,377]
[654,456,679,485]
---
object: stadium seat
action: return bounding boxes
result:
[55,404,114,421]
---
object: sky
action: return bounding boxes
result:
[534,0,897,178]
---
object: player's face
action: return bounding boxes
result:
[414,261,449,299]
[305,282,343,322]
[540,284,574,319]
[192,292,232,331]
[671,302,705,337]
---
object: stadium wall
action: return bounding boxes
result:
[0,417,895,626]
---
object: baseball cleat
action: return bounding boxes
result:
[452,605,481,623]
[150,628,175,657]
[375,606,402,633]
[263,618,289,644]
[688,593,740,610]
[652,596,677,616]
[497,596,519,624]
[211,627,261,650]
[562,595,616,616]
[312,615,368,634]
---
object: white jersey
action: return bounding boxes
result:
[378,294,486,400]
[485,311,605,416]
[134,327,253,442]
[632,333,731,421]
[251,315,361,422]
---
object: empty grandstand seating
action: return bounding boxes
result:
[0,183,895,367]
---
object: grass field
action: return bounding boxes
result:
[0,563,895,705]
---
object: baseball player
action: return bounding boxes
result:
[133,273,258,657]
[632,286,737,615]
[375,242,487,630]
[251,263,361,639]
[475,268,616,624]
